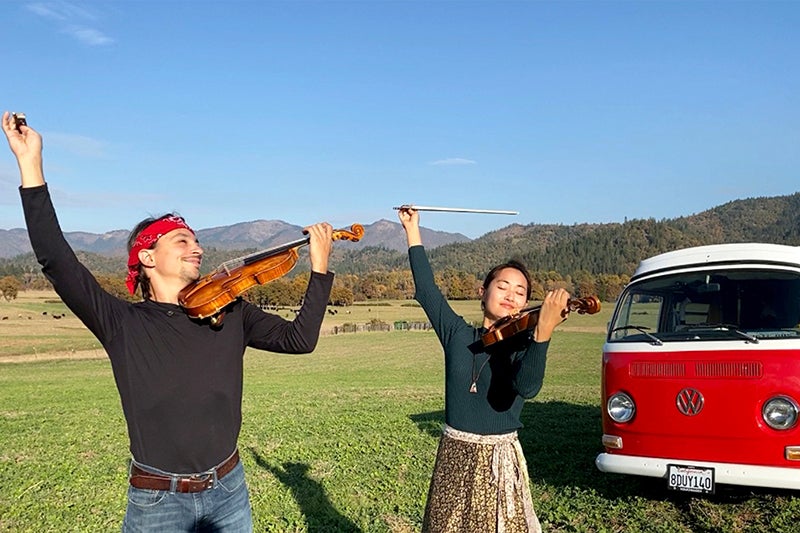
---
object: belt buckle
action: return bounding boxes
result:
[180,472,213,492]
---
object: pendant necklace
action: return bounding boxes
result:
[470,353,491,393]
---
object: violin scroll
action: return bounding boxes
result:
[569,295,601,315]
[331,224,364,243]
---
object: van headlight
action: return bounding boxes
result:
[763,396,799,430]
[607,392,636,423]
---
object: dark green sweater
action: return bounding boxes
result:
[409,245,549,435]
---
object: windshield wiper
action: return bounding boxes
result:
[687,323,759,344]
[610,325,663,346]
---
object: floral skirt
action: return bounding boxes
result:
[422,425,541,533]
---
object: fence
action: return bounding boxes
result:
[329,320,431,335]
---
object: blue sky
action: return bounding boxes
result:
[2,0,798,239]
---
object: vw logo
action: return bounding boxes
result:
[676,388,704,416]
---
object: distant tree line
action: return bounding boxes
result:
[0,264,627,307]
[2,192,799,305]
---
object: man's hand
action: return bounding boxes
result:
[305,222,333,274]
[2,111,41,160]
[2,111,45,188]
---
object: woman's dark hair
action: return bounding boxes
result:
[482,259,532,300]
[127,213,178,300]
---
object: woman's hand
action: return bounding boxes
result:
[534,288,570,342]
[397,206,422,247]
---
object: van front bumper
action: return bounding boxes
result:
[596,453,800,490]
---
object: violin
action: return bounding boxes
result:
[480,295,601,347]
[178,224,364,324]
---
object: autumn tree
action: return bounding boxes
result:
[595,274,628,303]
[0,275,21,301]
[21,272,53,291]
[435,268,480,300]
[573,270,598,298]
[247,279,297,307]
[329,285,354,306]
[96,275,139,302]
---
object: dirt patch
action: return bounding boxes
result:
[558,325,607,334]
[0,349,107,364]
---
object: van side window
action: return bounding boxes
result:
[610,293,663,341]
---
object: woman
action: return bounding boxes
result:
[398,207,569,533]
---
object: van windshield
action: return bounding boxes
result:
[608,269,800,343]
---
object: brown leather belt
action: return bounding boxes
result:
[129,450,239,493]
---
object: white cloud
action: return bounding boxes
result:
[27,3,67,20]
[429,158,477,166]
[26,1,114,46]
[64,26,114,46]
[46,132,110,158]
[27,1,95,21]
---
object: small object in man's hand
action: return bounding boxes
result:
[11,112,27,132]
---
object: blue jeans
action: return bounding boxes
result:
[122,460,253,532]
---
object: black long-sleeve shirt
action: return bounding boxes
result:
[22,185,334,473]
[409,245,549,435]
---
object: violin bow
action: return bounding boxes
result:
[393,204,518,215]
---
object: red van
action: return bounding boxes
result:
[596,243,800,493]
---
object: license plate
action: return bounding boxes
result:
[667,464,715,494]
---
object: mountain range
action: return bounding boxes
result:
[3,192,800,279]
[0,218,469,259]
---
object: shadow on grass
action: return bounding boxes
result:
[517,400,619,491]
[409,402,611,491]
[409,411,445,440]
[409,400,800,528]
[248,448,362,533]
[410,402,672,503]
[410,401,727,501]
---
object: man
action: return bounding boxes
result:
[2,111,334,531]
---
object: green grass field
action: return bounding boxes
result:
[2,293,800,531]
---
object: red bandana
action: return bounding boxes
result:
[125,216,194,295]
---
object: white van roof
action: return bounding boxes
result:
[631,243,800,281]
